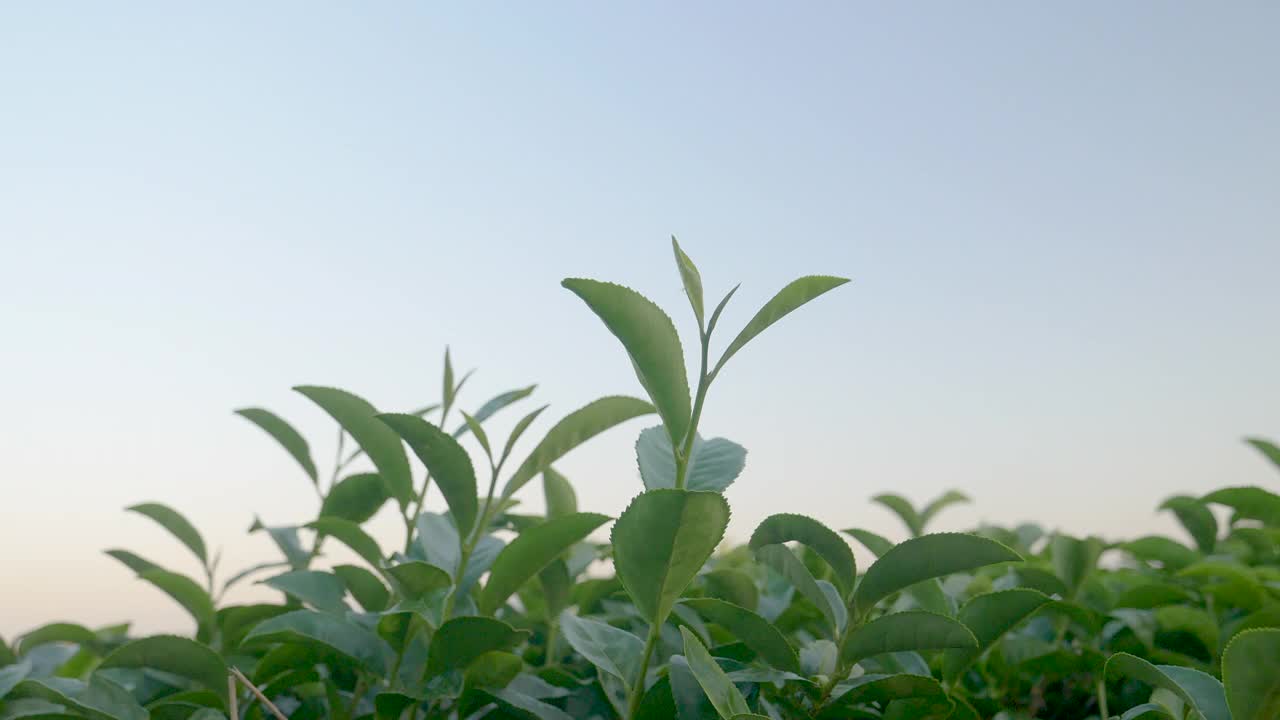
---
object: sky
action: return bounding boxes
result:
[2,3,1278,637]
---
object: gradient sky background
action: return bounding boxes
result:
[2,3,1278,637]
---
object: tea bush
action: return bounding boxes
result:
[3,240,1279,720]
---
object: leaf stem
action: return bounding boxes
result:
[674,329,713,489]
[626,620,662,720]
[1095,675,1108,718]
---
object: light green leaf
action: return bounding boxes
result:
[712,275,849,377]
[480,512,611,615]
[259,570,348,614]
[16,623,97,655]
[680,627,751,719]
[377,413,478,536]
[749,513,856,598]
[1203,486,1280,526]
[1222,628,1280,720]
[671,236,705,327]
[1159,495,1218,554]
[542,467,577,518]
[502,396,654,500]
[459,411,492,459]
[919,490,971,529]
[1245,437,1280,471]
[500,404,549,466]
[853,533,1020,615]
[681,598,799,673]
[234,407,318,485]
[842,527,894,558]
[636,426,746,493]
[320,473,389,524]
[306,517,384,569]
[9,676,147,720]
[0,660,31,700]
[294,386,413,510]
[840,611,976,665]
[137,569,216,639]
[872,494,923,537]
[104,548,161,575]
[941,589,1051,682]
[99,635,228,707]
[386,561,453,600]
[125,503,207,566]
[562,279,691,444]
[454,385,537,438]
[612,489,729,625]
[425,616,529,678]
[481,687,573,720]
[245,609,394,674]
[332,564,390,612]
[1105,653,1229,720]
[756,544,841,635]
[558,611,645,686]
[1122,536,1198,572]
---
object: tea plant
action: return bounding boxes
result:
[2,241,1278,720]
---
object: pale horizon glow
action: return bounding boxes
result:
[2,3,1278,637]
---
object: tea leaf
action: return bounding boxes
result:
[712,275,849,377]
[1222,628,1280,720]
[612,489,729,625]
[636,426,746,493]
[681,598,800,673]
[332,564,390,612]
[9,676,146,720]
[453,385,538,439]
[941,589,1051,682]
[294,386,413,509]
[502,396,654,500]
[853,533,1020,615]
[426,616,529,678]
[872,494,923,537]
[244,609,393,675]
[1105,653,1228,720]
[0,660,30,700]
[126,503,207,566]
[756,543,841,635]
[320,473,389,524]
[1245,436,1280,471]
[559,611,645,685]
[919,490,971,529]
[1202,486,1280,526]
[825,673,950,714]
[16,623,97,655]
[562,279,691,444]
[840,611,976,665]
[542,467,577,518]
[378,413,478,536]
[386,561,453,599]
[500,404,549,466]
[681,626,752,719]
[842,527,894,558]
[234,407,318,485]
[99,635,228,707]
[306,517,384,569]
[749,514,857,598]
[459,411,492,459]
[671,236,705,327]
[1159,495,1218,554]
[480,512,611,615]
[137,569,216,639]
[260,570,349,614]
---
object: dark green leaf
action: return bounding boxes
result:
[1105,653,1228,720]
[1222,628,1280,720]
[919,490,970,529]
[104,548,161,575]
[749,514,856,598]
[454,385,537,438]
[1245,437,1280,471]
[480,512,611,615]
[1203,486,1280,526]
[234,407,318,485]
[702,569,758,612]
[542,467,577,518]
[320,473,389,524]
[1159,495,1218,554]
[941,589,1051,682]
[137,569,216,638]
[840,611,976,665]
[377,413,478,536]
[244,609,393,675]
[712,275,849,377]
[459,411,492,459]
[680,627,751,719]
[1122,536,1199,571]
[854,533,1020,616]
[126,503,207,566]
[16,623,97,656]
[426,616,529,678]
[332,564,390,612]
[99,636,228,707]
[823,673,950,716]
[9,676,147,720]
[503,396,654,500]
[294,386,413,510]
[756,544,841,635]
[872,494,923,537]
[386,561,453,600]
[681,598,799,673]
[842,528,894,558]
[260,570,348,614]
[612,489,729,624]
[306,517,384,569]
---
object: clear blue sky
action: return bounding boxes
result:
[2,3,1278,635]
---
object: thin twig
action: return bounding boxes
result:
[228,674,239,720]
[231,667,289,720]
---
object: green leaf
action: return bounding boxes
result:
[702,569,758,612]
[104,548,161,575]
[260,570,349,614]
[0,660,30,701]
[749,514,857,598]
[919,490,971,529]
[332,564,390,612]
[635,426,747,493]
[386,561,453,599]
[542,467,577,518]
[426,616,529,678]
[481,687,574,720]
[459,411,493,459]
[756,544,841,635]
[16,623,97,655]
[562,279,691,444]
[244,609,394,675]
[559,611,644,686]
[442,347,457,412]
[842,527,894,557]
[320,473,389,524]
[680,627,751,719]
[9,676,147,720]
[137,569,216,639]
[941,589,1051,682]
[1049,533,1104,596]
[234,407,318,485]
[1106,653,1228,720]
[374,692,419,720]
[294,386,413,510]
[377,413,478,535]
[612,489,729,625]
[1223,628,1280,720]
[823,674,950,716]
[671,236,705,327]
[872,494,923,537]
[99,635,228,708]
[480,512,611,615]
[454,385,537,438]
[1245,436,1280,471]
[681,598,799,673]
[502,396,654,500]
[853,533,1021,615]
[712,275,849,377]
[1122,536,1199,571]
[1203,486,1280,526]
[1159,495,1219,554]
[500,404,549,465]
[306,517,384,569]
[840,611,976,665]
[125,503,207,566]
